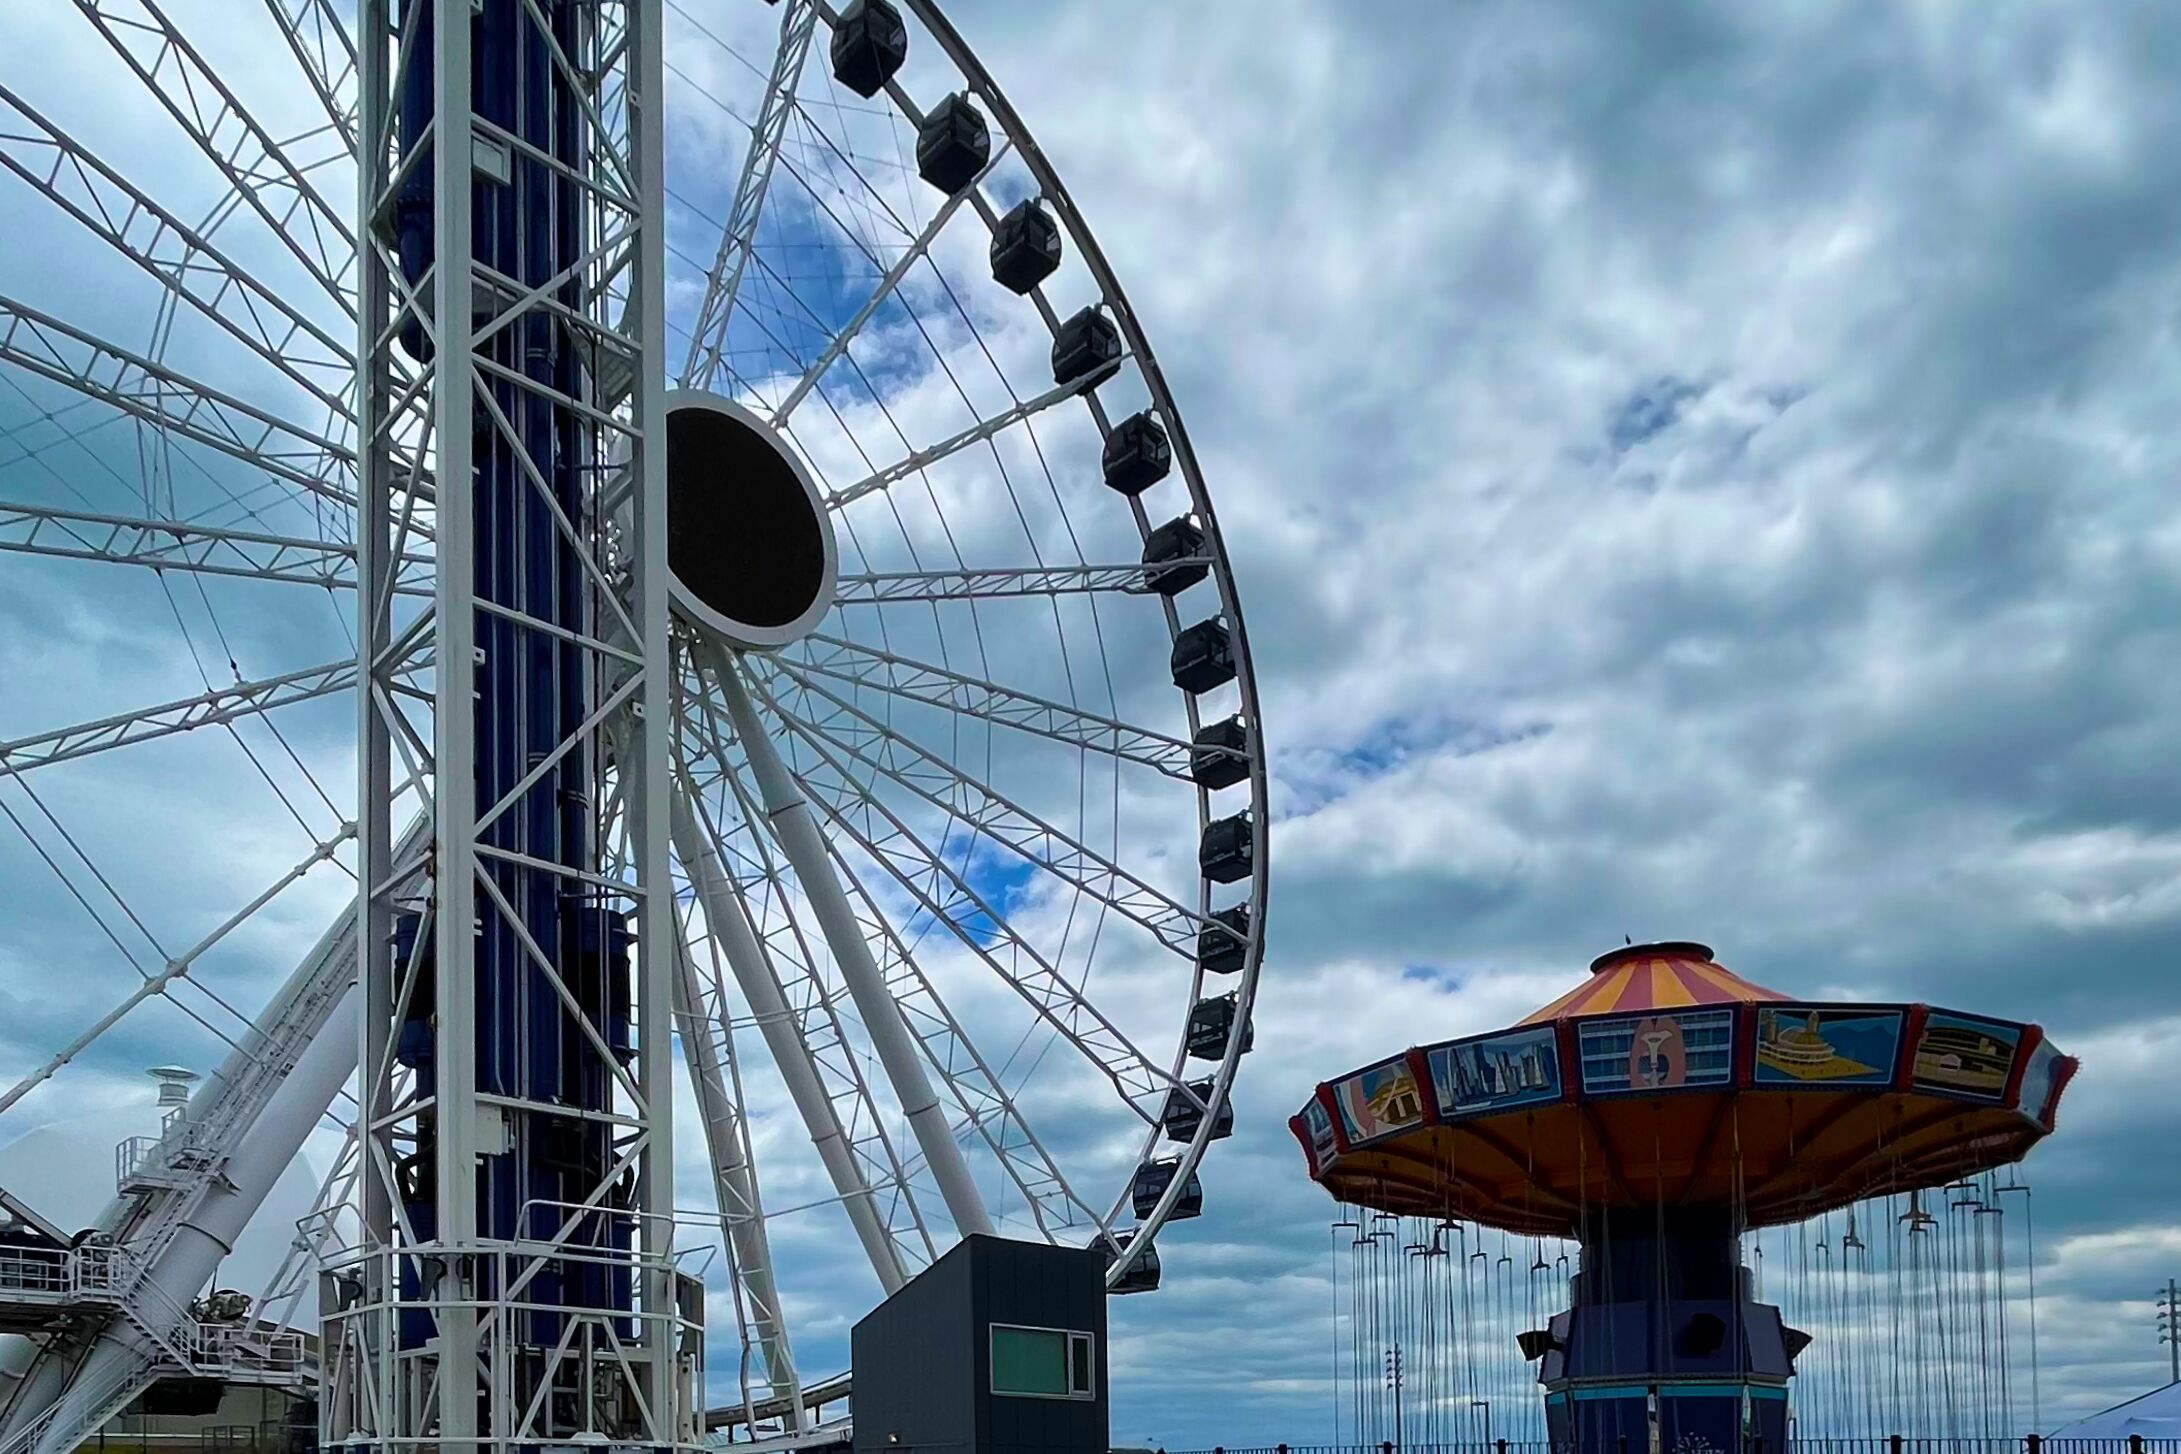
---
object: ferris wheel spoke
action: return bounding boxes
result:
[0,820,354,1117]
[789,632,1204,781]
[831,560,1202,606]
[671,930,803,1413]
[0,84,354,406]
[694,648,1000,1243]
[0,500,426,593]
[820,369,1124,512]
[689,647,1120,1245]
[0,293,360,513]
[716,671,1172,1112]
[263,0,359,153]
[767,137,1007,425]
[761,654,1206,955]
[681,0,818,392]
[74,0,357,310]
[670,741,927,1285]
[0,648,424,779]
[806,815,1120,1246]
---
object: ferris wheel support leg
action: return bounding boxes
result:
[670,939,804,1425]
[669,783,907,1294]
[25,986,359,1454]
[704,645,997,1241]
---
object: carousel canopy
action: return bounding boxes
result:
[1292,942,2076,1236]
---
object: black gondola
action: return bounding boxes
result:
[989,199,1062,294]
[1140,516,1208,596]
[1160,1080,1235,1143]
[1186,991,1253,1060]
[914,93,989,195]
[1199,811,1253,883]
[1169,617,1235,694]
[1051,306,1123,391]
[1129,1158,1203,1221]
[1188,715,1250,790]
[1100,1230,1161,1295]
[1197,903,1250,976]
[1101,411,1171,496]
[828,0,907,99]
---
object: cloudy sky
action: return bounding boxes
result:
[4,0,2181,1444]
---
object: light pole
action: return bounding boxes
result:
[1463,1397,1491,1453]
[2159,1278,2180,1386]
[1384,1344,1404,1454]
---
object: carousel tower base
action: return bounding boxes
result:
[1531,1209,1802,1449]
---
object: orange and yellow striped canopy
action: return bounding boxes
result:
[1518,941,1783,1024]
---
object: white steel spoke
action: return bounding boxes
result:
[672,935,801,1418]
[790,632,1207,780]
[821,370,1121,511]
[672,737,925,1285]
[722,669,1173,1111]
[264,0,360,151]
[0,83,354,407]
[767,139,1005,424]
[763,654,1208,956]
[74,0,357,309]
[807,818,1119,1246]
[0,650,422,778]
[0,823,353,1117]
[680,0,817,391]
[0,501,429,593]
[0,293,362,513]
[699,648,996,1241]
[831,560,1203,605]
[683,658,1117,1245]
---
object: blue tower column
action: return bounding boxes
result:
[1531,1209,1802,1452]
[345,0,682,1443]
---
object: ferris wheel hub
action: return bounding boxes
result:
[666,389,839,651]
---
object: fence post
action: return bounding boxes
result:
[2026,1436,2042,1454]
[1890,1436,1903,1454]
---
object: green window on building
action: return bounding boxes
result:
[990,1324,1094,1400]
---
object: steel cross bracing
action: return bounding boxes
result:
[786,633,1213,782]
[72,0,358,310]
[0,502,428,595]
[335,3,690,1453]
[0,294,358,512]
[829,559,1211,605]
[0,84,353,409]
[263,0,361,151]
[680,0,817,392]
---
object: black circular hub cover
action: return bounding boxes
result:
[665,392,836,648]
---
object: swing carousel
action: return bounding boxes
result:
[1293,941,2078,1450]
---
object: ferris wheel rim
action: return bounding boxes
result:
[0,0,1272,1430]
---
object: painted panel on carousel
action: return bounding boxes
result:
[1578,1007,1735,1094]
[1752,1005,1904,1087]
[2014,1037,2066,1125]
[1332,1055,1427,1143]
[1301,1097,1338,1160]
[1427,1025,1563,1119]
[1911,1009,2021,1100]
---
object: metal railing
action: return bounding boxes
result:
[1152,1441,2181,1454]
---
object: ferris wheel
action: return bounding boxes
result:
[0,1,1266,1446]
